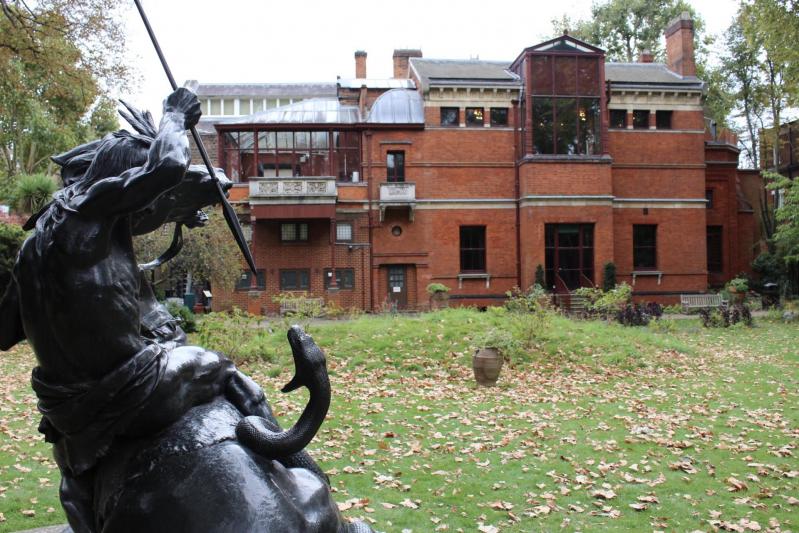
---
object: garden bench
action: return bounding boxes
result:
[279,297,325,317]
[680,294,727,311]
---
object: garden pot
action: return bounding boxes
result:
[430,292,450,310]
[472,347,504,386]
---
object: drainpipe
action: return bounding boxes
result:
[365,130,375,311]
[512,98,522,288]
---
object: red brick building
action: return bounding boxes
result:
[192,13,761,314]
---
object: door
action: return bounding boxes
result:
[387,266,407,310]
[545,224,594,291]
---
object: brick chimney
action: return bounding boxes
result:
[392,49,422,79]
[664,12,696,77]
[355,50,367,79]
[639,49,654,63]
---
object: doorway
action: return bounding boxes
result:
[387,265,407,310]
[545,224,594,291]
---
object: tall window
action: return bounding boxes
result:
[465,107,484,127]
[530,54,602,155]
[440,107,459,126]
[490,108,508,126]
[707,226,723,273]
[281,222,309,242]
[387,151,405,182]
[705,189,714,209]
[633,225,657,269]
[460,226,486,272]
[280,269,310,290]
[545,224,594,290]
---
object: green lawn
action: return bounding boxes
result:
[0,309,797,532]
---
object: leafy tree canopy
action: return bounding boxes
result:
[0,1,128,185]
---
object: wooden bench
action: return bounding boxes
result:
[279,297,324,317]
[680,294,728,311]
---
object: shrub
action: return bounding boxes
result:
[0,221,26,292]
[426,282,451,295]
[615,302,661,326]
[534,264,546,289]
[699,303,753,328]
[474,327,520,362]
[726,276,749,293]
[195,308,273,362]
[504,284,548,314]
[591,283,632,316]
[12,174,58,214]
[165,301,197,333]
[602,262,617,292]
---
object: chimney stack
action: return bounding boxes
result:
[355,50,367,79]
[664,12,696,77]
[639,49,654,63]
[392,49,423,79]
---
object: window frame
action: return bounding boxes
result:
[440,107,459,127]
[632,224,658,270]
[386,151,405,183]
[235,269,266,291]
[490,107,509,127]
[336,222,353,242]
[609,109,627,129]
[465,107,485,127]
[279,269,310,291]
[655,110,672,130]
[324,268,355,290]
[280,222,309,243]
[706,225,723,274]
[459,225,487,273]
[632,110,650,129]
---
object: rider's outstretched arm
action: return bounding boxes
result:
[74,88,202,218]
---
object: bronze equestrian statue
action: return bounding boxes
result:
[0,88,373,533]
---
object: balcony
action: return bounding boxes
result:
[248,176,337,219]
[379,182,416,221]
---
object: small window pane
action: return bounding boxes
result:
[532,97,553,154]
[656,110,672,129]
[336,222,353,242]
[554,56,577,95]
[440,107,459,126]
[210,99,221,115]
[280,269,310,290]
[239,99,251,115]
[236,270,265,290]
[609,110,627,128]
[706,189,714,209]
[555,98,577,154]
[465,107,484,127]
[281,222,309,242]
[576,56,599,96]
[223,99,235,115]
[531,55,553,95]
[633,110,650,129]
[490,108,508,126]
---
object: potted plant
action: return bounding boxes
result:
[426,282,451,310]
[472,328,516,386]
[726,277,749,303]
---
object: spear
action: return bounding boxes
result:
[133,0,257,276]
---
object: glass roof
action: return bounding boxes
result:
[367,89,424,124]
[228,98,361,124]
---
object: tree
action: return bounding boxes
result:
[722,16,766,168]
[551,0,734,126]
[0,1,126,184]
[134,209,243,294]
[0,220,25,292]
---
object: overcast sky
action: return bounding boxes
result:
[122,0,740,121]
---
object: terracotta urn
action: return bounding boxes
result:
[472,347,503,386]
